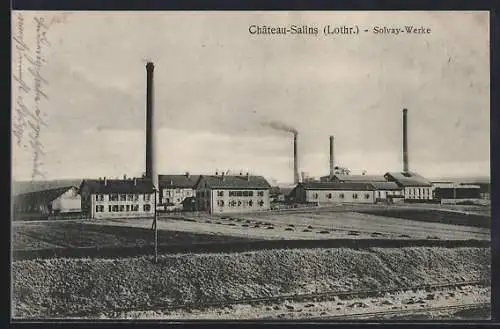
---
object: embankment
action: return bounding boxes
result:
[12,247,490,318]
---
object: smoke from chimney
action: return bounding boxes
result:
[402,108,409,173]
[329,136,335,177]
[261,120,299,185]
[145,62,158,190]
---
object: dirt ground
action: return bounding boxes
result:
[85,285,491,320]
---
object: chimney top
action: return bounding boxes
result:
[146,62,154,70]
[403,108,408,113]
[185,172,190,178]
[123,174,127,180]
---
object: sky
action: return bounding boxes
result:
[11,11,490,184]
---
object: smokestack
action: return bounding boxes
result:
[402,108,409,173]
[294,132,300,184]
[329,136,335,177]
[145,62,158,190]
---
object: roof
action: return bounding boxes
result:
[196,175,271,189]
[159,174,201,189]
[384,172,432,187]
[369,181,402,191]
[333,174,387,182]
[12,179,83,196]
[14,186,78,205]
[80,178,154,194]
[301,182,375,191]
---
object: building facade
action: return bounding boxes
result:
[291,182,378,204]
[79,177,154,219]
[431,182,481,204]
[195,174,271,214]
[384,172,433,201]
[158,173,200,211]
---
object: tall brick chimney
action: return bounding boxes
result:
[329,135,335,177]
[403,108,409,173]
[293,132,300,184]
[145,62,157,189]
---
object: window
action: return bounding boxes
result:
[339,193,345,199]
[134,195,139,201]
[217,191,224,197]
[120,194,126,201]
[218,200,225,207]
[327,193,332,199]
[243,191,249,197]
[353,193,358,199]
[229,191,235,197]
[127,194,134,201]
[365,194,370,199]
[95,205,100,212]
[112,205,119,212]
[238,200,242,206]
[132,204,139,212]
[126,205,130,212]
[110,194,119,201]
[249,200,254,207]
[119,205,125,212]
[313,193,319,199]
[95,195,100,201]
[259,200,264,207]
[144,194,151,202]
[249,191,254,197]
[109,205,112,212]
[143,204,151,212]
[258,191,264,197]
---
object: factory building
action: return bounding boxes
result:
[13,186,81,215]
[431,182,481,204]
[320,174,387,183]
[79,177,154,219]
[158,173,200,211]
[195,173,271,214]
[384,172,433,201]
[291,182,378,204]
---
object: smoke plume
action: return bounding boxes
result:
[261,121,297,134]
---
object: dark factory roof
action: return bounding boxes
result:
[301,182,376,191]
[333,174,387,182]
[80,178,154,194]
[12,179,83,196]
[369,181,402,191]
[14,186,78,205]
[196,175,271,189]
[384,172,432,187]
[159,174,201,189]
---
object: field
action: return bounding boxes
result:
[12,246,490,319]
[12,221,256,251]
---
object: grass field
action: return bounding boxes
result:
[12,221,255,251]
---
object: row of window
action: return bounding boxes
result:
[198,190,266,198]
[95,204,151,213]
[95,194,152,202]
[312,192,371,200]
[407,188,430,196]
[216,199,265,207]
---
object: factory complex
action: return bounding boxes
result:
[12,63,488,220]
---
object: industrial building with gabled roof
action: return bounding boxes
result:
[384,171,433,201]
[13,185,81,216]
[195,173,272,214]
[79,177,155,219]
[320,174,387,183]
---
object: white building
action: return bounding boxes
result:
[195,173,271,214]
[79,177,154,219]
[158,173,200,211]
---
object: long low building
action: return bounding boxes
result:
[432,182,481,203]
[79,177,154,219]
[290,181,403,205]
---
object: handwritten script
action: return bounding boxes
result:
[12,14,50,180]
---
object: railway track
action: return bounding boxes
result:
[88,279,489,318]
[307,302,490,320]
